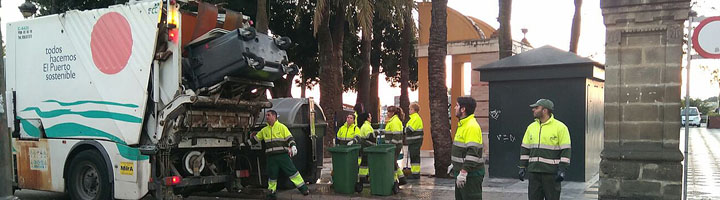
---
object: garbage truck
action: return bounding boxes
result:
[3,0,326,199]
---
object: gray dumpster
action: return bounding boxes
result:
[256,98,328,188]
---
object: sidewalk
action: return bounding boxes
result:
[278,157,598,200]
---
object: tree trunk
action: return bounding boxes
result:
[498,0,513,59]
[317,0,343,158]
[369,19,382,123]
[399,5,412,119]
[428,0,452,178]
[357,30,372,108]
[270,74,294,98]
[569,0,582,53]
[256,0,269,34]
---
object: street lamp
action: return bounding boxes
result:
[18,0,38,19]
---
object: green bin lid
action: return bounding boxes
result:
[327,144,361,153]
[363,144,396,153]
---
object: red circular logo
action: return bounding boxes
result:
[91,12,133,74]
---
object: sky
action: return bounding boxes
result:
[2,0,719,105]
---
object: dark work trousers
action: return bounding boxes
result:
[455,172,484,200]
[408,142,422,176]
[528,172,560,200]
[394,143,405,180]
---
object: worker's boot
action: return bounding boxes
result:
[398,176,407,185]
[266,192,277,200]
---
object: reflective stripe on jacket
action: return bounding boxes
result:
[405,113,424,144]
[358,121,376,147]
[451,114,484,174]
[250,121,296,155]
[337,123,360,145]
[519,115,571,173]
[384,115,404,145]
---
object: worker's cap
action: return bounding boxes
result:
[530,99,554,110]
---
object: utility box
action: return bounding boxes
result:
[475,46,604,182]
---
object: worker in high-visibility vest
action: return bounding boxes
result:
[518,99,571,200]
[336,114,360,146]
[404,103,424,179]
[448,97,485,200]
[357,112,376,183]
[385,106,407,185]
[248,110,309,199]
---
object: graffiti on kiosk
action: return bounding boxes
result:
[497,133,516,143]
[490,109,501,120]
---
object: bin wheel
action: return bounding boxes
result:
[354,182,363,193]
[392,182,399,194]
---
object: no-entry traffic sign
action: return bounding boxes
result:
[692,16,720,59]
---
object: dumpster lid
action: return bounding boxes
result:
[363,144,396,153]
[256,98,327,126]
[328,144,361,153]
[474,46,605,82]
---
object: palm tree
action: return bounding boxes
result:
[314,0,346,156]
[355,0,374,109]
[256,0,268,34]
[569,0,582,53]
[399,0,414,117]
[428,0,452,178]
[498,0,512,59]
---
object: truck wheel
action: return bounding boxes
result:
[67,150,112,200]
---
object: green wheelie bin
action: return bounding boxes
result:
[328,144,362,194]
[364,144,399,196]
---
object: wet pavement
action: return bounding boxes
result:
[684,126,720,200]
[275,155,598,200]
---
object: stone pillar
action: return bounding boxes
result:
[600,0,689,199]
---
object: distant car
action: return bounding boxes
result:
[682,107,702,127]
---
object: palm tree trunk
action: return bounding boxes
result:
[357,30,372,109]
[569,0,582,53]
[428,0,452,178]
[498,0,513,59]
[370,17,382,123]
[317,0,344,158]
[399,4,412,118]
[256,0,268,34]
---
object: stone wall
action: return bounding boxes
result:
[600,0,689,199]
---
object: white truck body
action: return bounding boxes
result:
[6,1,176,199]
[5,0,314,199]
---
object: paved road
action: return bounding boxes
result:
[685,126,720,200]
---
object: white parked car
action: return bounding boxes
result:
[682,107,702,127]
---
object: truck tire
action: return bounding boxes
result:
[67,150,112,200]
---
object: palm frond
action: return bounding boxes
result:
[356,0,375,39]
[313,0,327,36]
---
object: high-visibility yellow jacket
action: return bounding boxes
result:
[358,121,376,147]
[336,123,360,145]
[519,115,571,173]
[250,121,296,155]
[384,115,404,145]
[450,114,484,174]
[404,113,424,144]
